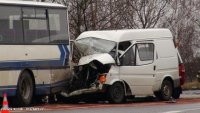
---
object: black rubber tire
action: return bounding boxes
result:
[15,71,34,107]
[160,80,173,101]
[172,87,181,99]
[107,82,125,103]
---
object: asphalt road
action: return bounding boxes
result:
[19,102,200,113]
[9,90,200,113]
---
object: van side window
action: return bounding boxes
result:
[136,43,154,65]
[120,45,135,66]
[118,41,131,51]
[118,41,131,56]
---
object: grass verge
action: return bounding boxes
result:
[182,80,200,90]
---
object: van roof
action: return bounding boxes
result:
[77,29,173,42]
[0,0,66,8]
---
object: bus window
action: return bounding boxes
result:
[23,8,35,18]
[49,9,68,43]
[0,6,23,43]
[36,9,46,18]
[23,8,49,43]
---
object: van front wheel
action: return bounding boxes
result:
[107,82,125,103]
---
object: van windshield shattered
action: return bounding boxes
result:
[75,37,116,56]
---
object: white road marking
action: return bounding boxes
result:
[163,108,200,113]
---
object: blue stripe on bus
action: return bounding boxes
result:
[0,80,67,97]
[0,85,17,96]
[0,85,50,97]
[0,84,51,97]
[0,60,61,69]
[35,84,51,95]
[0,45,69,70]
[58,45,69,65]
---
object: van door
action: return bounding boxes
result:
[119,42,155,96]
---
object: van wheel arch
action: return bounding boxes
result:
[163,77,174,89]
[109,80,132,96]
[123,81,132,96]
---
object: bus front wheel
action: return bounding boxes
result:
[15,71,34,107]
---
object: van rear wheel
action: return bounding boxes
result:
[107,82,125,103]
[160,80,173,101]
[15,71,34,106]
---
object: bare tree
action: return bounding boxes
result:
[159,0,200,81]
[49,0,200,81]
[51,0,127,38]
[123,0,169,28]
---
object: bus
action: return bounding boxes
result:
[0,1,70,106]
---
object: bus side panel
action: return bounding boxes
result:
[50,68,71,93]
[34,69,51,95]
[50,45,71,93]
[0,44,70,96]
[0,45,26,61]
[25,45,70,95]
[0,70,20,97]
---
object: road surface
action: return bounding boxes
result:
[8,90,200,113]
[35,103,200,113]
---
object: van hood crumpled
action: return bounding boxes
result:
[78,53,115,66]
[73,41,116,65]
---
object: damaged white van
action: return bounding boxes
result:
[61,29,185,103]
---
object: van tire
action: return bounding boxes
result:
[160,80,173,101]
[108,82,125,103]
[15,71,34,106]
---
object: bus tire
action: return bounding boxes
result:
[15,71,34,106]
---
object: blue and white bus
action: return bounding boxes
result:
[0,1,70,106]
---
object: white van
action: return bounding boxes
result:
[61,29,185,103]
